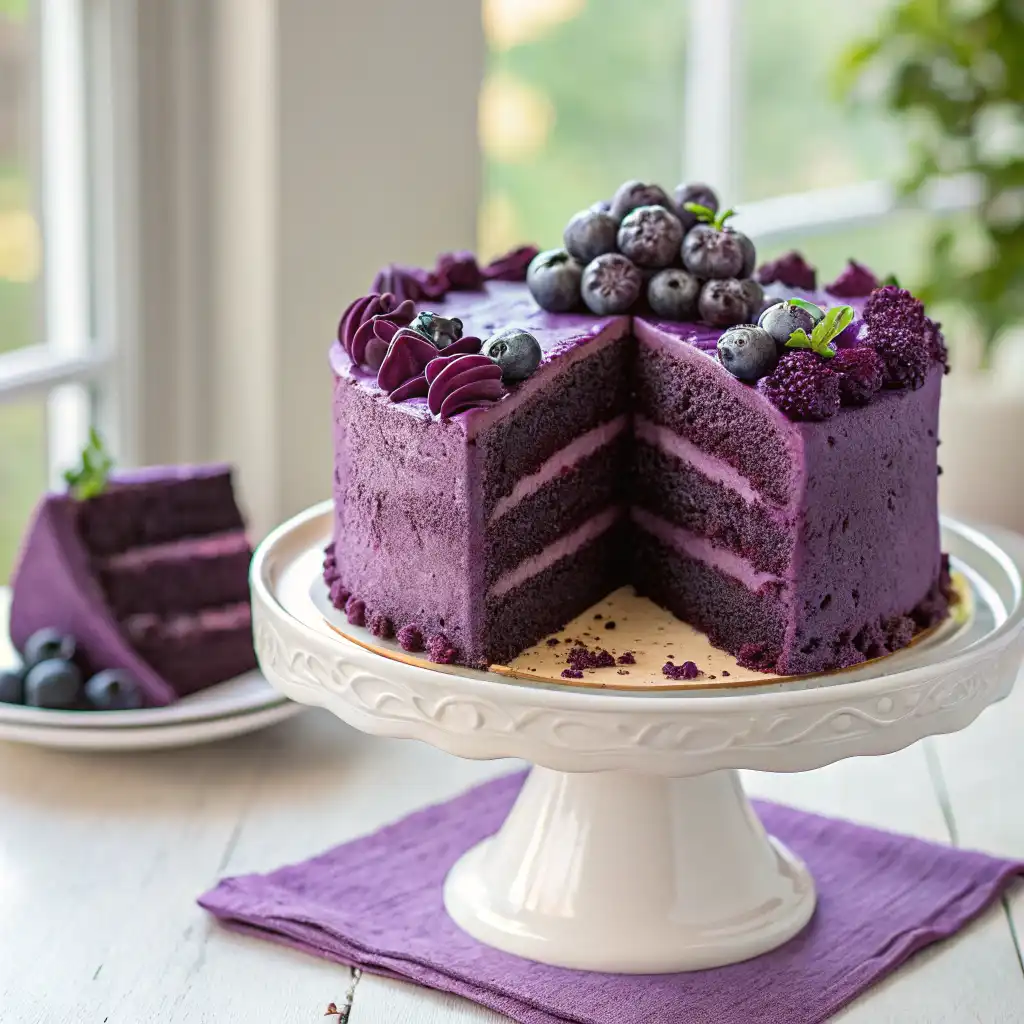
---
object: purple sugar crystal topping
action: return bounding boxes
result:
[833,347,884,406]
[397,624,423,652]
[426,633,458,664]
[337,293,416,371]
[481,245,540,282]
[376,328,438,396]
[757,351,841,421]
[757,251,817,291]
[825,260,879,298]
[425,353,503,419]
[925,316,949,372]
[863,285,930,389]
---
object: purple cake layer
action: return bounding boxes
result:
[328,279,947,675]
[96,530,252,617]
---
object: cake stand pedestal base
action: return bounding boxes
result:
[443,766,815,973]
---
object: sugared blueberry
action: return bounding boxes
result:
[698,278,750,327]
[757,300,821,346]
[717,325,779,382]
[589,198,612,214]
[85,669,144,711]
[682,225,746,279]
[616,205,684,269]
[24,658,82,709]
[563,209,619,265]
[0,668,24,705]
[674,182,719,232]
[581,253,642,315]
[481,327,542,382]
[609,180,673,222]
[410,311,464,350]
[22,628,76,669]
[526,248,583,313]
[647,268,700,320]
[727,228,757,278]
[739,278,765,319]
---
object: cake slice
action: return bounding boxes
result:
[10,452,257,705]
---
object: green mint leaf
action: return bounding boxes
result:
[882,273,900,288]
[788,297,824,317]
[785,329,815,351]
[682,202,716,224]
[712,207,736,231]
[64,429,115,500]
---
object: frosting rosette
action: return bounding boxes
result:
[338,293,415,371]
[377,329,483,405]
[425,353,503,419]
[481,245,540,282]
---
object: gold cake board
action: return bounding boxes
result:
[323,575,970,692]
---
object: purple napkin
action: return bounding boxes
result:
[200,771,1023,1024]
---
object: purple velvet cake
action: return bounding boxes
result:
[10,463,257,705]
[326,185,952,676]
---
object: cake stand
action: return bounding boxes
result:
[250,502,1024,973]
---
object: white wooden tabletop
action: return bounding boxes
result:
[0,604,1022,1022]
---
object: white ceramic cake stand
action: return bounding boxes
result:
[250,502,1024,973]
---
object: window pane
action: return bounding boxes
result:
[0,2,40,354]
[740,0,902,201]
[0,396,46,583]
[479,0,689,258]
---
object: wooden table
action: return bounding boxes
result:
[0,627,1021,1021]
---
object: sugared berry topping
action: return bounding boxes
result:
[563,209,619,265]
[410,311,464,350]
[426,633,459,664]
[758,300,819,347]
[368,612,394,640]
[581,253,642,315]
[717,325,779,382]
[85,670,144,711]
[832,347,883,406]
[682,225,745,279]
[825,260,878,298]
[24,658,82,709]
[397,625,424,652]
[345,596,366,627]
[527,248,583,312]
[863,285,930,388]
[647,268,700,320]
[738,278,765,319]
[481,327,542,382]
[673,182,719,232]
[22,628,76,669]
[609,180,673,222]
[925,316,948,371]
[0,668,24,705]
[698,279,750,327]
[757,351,841,421]
[756,251,817,291]
[616,205,684,269]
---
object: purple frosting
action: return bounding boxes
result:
[757,251,817,291]
[338,293,416,372]
[425,353,503,419]
[377,329,486,409]
[826,260,879,298]
[481,245,539,282]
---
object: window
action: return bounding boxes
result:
[479,0,977,287]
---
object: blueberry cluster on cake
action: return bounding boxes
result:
[325,179,952,676]
[8,433,257,707]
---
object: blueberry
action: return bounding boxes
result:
[757,300,821,346]
[589,198,612,215]
[609,180,673,222]
[698,278,751,327]
[682,225,745,279]
[22,628,76,668]
[673,182,719,232]
[727,228,757,278]
[410,311,463,350]
[481,327,542,382]
[0,668,24,705]
[717,325,779,382]
[563,209,619,265]
[24,658,82,710]
[581,253,642,315]
[617,205,684,269]
[85,669,144,711]
[647,268,700,320]
[739,278,765,319]
[527,248,583,313]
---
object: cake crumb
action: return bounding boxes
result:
[546,638,560,646]
[604,621,616,630]
[662,660,702,681]
[561,668,583,679]
[617,652,636,665]
[593,613,603,620]
[616,669,630,675]
[567,645,616,671]
[721,670,731,677]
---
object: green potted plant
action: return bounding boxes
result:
[840,0,1024,531]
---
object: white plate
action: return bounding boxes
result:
[0,588,302,749]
